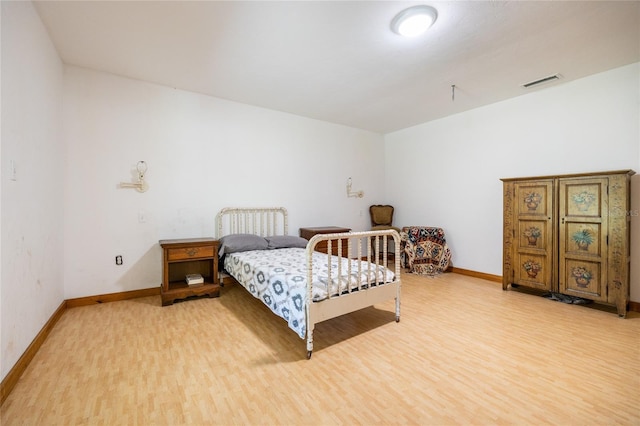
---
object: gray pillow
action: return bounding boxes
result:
[218,234,268,257]
[266,235,309,250]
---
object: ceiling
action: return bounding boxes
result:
[33,1,640,134]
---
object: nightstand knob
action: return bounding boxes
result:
[186,248,198,257]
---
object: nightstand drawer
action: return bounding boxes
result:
[167,246,214,261]
[299,226,351,257]
[313,239,349,256]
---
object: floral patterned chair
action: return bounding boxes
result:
[400,226,452,275]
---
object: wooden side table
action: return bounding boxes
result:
[299,226,351,257]
[159,238,220,306]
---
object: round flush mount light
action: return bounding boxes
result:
[391,5,438,37]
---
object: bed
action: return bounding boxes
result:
[215,207,402,359]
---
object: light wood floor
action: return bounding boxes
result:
[1,272,639,425]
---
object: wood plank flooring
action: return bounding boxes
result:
[1,272,639,425]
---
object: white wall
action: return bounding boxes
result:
[63,67,385,299]
[1,1,65,380]
[0,0,3,385]
[0,0,3,384]
[385,63,640,300]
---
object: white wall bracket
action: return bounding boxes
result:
[346,177,364,198]
[119,161,149,193]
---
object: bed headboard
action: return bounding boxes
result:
[216,207,288,238]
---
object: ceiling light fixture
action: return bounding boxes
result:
[391,5,438,37]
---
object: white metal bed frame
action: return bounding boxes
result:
[216,207,401,359]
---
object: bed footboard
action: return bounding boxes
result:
[304,229,402,359]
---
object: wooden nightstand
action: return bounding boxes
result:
[159,238,220,306]
[299,226,351,257]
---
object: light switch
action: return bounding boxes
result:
[9,160,17,181]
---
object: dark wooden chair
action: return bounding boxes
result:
[369,205,400,258]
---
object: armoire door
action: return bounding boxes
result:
[512,180,554,291]
[558,177,608,302]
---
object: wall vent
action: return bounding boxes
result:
[521,74,560,88]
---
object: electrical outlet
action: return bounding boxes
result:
[115,255,123,265]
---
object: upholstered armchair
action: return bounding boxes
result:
[400,226,452,275]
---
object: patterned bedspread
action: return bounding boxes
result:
[224,247,395,339]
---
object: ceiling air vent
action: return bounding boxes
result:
[521,74,561,88]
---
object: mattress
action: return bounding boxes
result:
[224,247,395,338]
